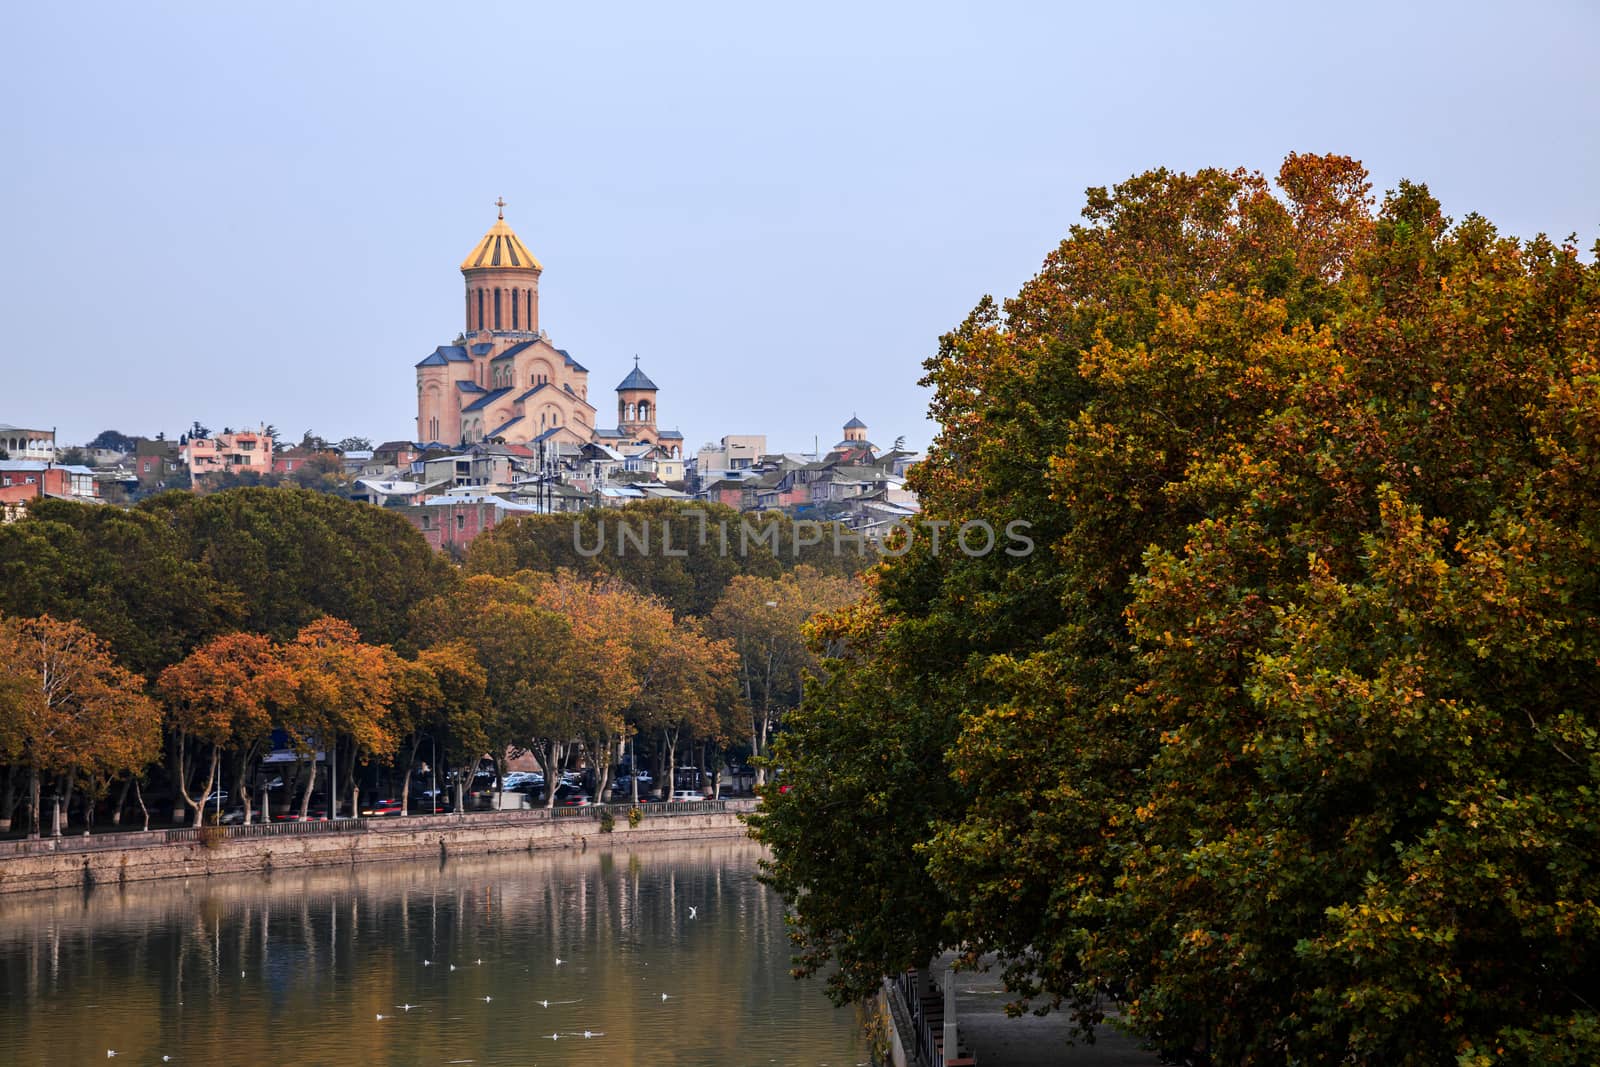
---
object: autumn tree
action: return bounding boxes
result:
[707,565,859,784]
[0,614,162,837]
[754,155,1600,1065]
[627,615,739,803]
[156,632,291,825]
[523,572,656,803]
[389,640,489,814]
[414,574,574,807]
[280,618,400,818]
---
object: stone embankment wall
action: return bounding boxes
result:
[0,804,754,895]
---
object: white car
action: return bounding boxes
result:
[670,790,702,802]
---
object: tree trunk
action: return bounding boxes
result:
[231,740,261,826]
[27,766,40,839]
[0,765,17,833]
[174,732,201,826]
[61,771,77,833]
[534,741,564,810]
[110,775,133,828]
[298,757,316,818]
[82,773,97,835]
[134,778,150,832]
[631,735,641,806]
[663,728,678,801]
[400,735,422,817]
[348,746,361,819]
[338,739,357,818]
[192,747,221,827]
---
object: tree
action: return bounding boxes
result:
[414,574,573,808]
[0,498,240,678]
[706,565,859,783]
[280,618,400,818]
[628,614,738,803]
[150,487,455,650]
[157,632,290,825]
[389,640,488,815]
[58,447,89,466]
[190,421,211,441]
[466,499,867,619]
[337,436,372,452]
[0,614,161,837]
[754,154,1600,1064]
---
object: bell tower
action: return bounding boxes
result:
[460,198,541,336]
[616,357,659,439]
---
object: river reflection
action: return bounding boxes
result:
[0,840,867,1066]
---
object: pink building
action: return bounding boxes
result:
[183,427,274,479]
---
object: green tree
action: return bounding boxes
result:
[150,487,454,650]
[0,498,239,678]
[86,429,136,453]
[755,154,1600,1065]
[467,499,867,618]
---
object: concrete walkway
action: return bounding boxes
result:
[942,960,1164,1066]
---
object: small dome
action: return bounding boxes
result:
[844,416,868,430]
[461,213,541,272]
[617,358,658,392]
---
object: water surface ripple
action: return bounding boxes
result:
[0,839,867,1066]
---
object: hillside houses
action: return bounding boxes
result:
[690,417,921,538]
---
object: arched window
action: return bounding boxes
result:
[526,290,534,330]
[512,289,520,330]
[494,289,502,330]
[477,289,485,331]
[639,400,650,423]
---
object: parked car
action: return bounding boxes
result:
[411,796,454,814]
[670,790,702,802]
[274,808,328,822]
[218,807,248,825]
[360,798,404,817]
[558,793,592,807]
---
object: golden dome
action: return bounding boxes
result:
[460,207,542,272]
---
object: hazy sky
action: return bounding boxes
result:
[4,1,1596,453]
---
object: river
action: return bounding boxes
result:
[0,839,869,1066]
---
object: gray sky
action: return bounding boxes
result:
[4,1,1596,453]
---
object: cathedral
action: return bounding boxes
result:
[415,203,682,456]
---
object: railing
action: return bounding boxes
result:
[0,798,753,857]
[897,967,970,1067]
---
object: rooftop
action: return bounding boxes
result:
[460,208,541,272]
[616,356,658,392]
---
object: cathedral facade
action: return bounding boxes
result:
[415,205,681,456]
